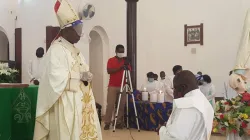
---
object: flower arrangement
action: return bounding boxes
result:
[0,62,18,83]
[213,93,250,137]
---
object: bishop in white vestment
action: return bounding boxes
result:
[33,0,102,139]
[159,71,214,140]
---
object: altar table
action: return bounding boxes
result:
[127,91,173,131]
[0,84,38,140]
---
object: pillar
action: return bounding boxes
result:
[125,0,138,89]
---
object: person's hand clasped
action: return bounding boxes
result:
[34,80,40,85]
[156,122,167,135]
[120,65,125,70]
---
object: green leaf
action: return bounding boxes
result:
[239,128,245,137]
[245,106,250,113]
[243,120,249,124]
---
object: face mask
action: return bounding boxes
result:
[72,22,83,37]
[148,78,154,83]
[117,53,124,58]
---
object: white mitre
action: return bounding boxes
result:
[54,0,83,29]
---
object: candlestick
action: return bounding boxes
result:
[150,92,157,103]
[157,91,164,103]
[142,91,148,101]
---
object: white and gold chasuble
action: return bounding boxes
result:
[34,37,102,140]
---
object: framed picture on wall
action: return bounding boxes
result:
[184,23,203,46]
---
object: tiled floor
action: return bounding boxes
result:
[102,127,226,140]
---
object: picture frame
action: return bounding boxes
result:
[184,23,203,46]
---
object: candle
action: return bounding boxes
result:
[142,91,149,101]
[150,92,157,102]
[143,87,147,92]
[157,90,165,103]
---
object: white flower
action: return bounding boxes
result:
[0,63,8,69]
[0,69,10,75]
[221,100,226,104]
[224,122,229,126]
[8,68,18,73]
[215,102,221,111]
[225,105,232,111]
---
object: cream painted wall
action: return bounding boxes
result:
[0,0,17,61]
[2,0,250,97]
[15,0,126,84]
[16,0,58,83]
[89,26,110,115]
[0,31,9,61]
[89,30,104,110]
[137,0,250,97]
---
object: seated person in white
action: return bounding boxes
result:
[199,75,216,110]
[160,71,173,103]
[141,72,164,92]
[159,70,214,140]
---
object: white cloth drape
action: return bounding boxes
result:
[159,108,206,140]
[199,83,216,110]
[28,57,44,81]
[159,89,214,140]
[234,9,250,70]
[141,81,164,92]
[224,81,238,99]
[227,133,250,140]
[160,79,173,103]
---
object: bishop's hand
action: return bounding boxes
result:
[81,71,93,82]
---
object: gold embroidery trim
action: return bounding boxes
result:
[80,84,98,140]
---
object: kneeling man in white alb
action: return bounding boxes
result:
[159,70,214,140]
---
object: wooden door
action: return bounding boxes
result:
[7,42,9,60]
[15,28,22,83]
[46,26,60,51]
